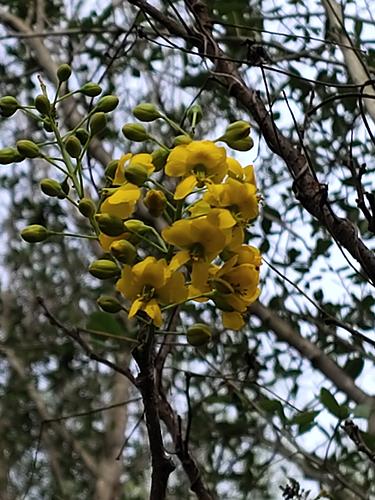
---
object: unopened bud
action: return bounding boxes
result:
[110,239,137,264]
[78,197,96,218]
[43,119,53,133]
[34,94,51,115]
[16,140,40,159]
[151,148,169,171]
[57,64,72,82]
[124,163,148,186]
[89,259,120,279]
[75,128,89,145]
[96,213,125,237]
[124,219,147,233]
[225,136,254,152]
[223,121,251,141]
[143,189,166,217]
[132,103,161,122]
[95,95,119,113]
[122,123,149,142]
[173,135,192,146]
[0,147,25,164]
[105,160,118,180]
[187,323,212,346]
[0,96,19,117]
[40,178,63,197]
[21,224,50,243]
[97,295,123,313]
[65,135,82,158]
[80,82,102,97]
[90,112,107,135]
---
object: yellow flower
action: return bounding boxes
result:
[165,140,227,199]
[204,178,259,222]
[116,257,187,326]
[99,232,129,252]
[226,157,256,186]
[113,153,154,185]
[100,183,140,219]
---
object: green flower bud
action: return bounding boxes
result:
[225,136,254,152]
[132,103,161,122]
[40,178,63,197]
[95,213,125,237]
[43,119,53,133]
[21,224,50,243]
[186,104,203,125]
[151,148,169,171]
[57,64,72,82]
[124,219,147,233]
[80,82,102,97]
[0,96,19,117]
[78,197,96,218]
[173,135,192,146]
[89,259,120,279]
[187,323,212,346]
[34,94,51,115]
[95,95,119,113]
[110,239,137,264]
[143,189,166,217]
[97,295,123,313]
[64,135,82,158]
[75,128,89,145]
[105,160,118,180]
[16,140,40,159]
[90,112,107,135]
[212,294,234,312]
[223,120,251,141]
[0,147,25,164]
[122,123,149,142]
[60,177,70,195]
[124,163,149,186]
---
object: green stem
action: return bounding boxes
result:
[51,231,98,240]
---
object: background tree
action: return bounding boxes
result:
[0,1,374,499]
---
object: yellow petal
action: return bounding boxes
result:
[107,184,140,204]
[222,311,245,330]
[157,272,187,305]
[174,175,197,200]
[144,299,163,327]
[114,153,132,184]
[128,297,143,319]
[165,145,189,177]
[169,250,190,272]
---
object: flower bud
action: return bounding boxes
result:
[173,135,192,146]
[143,189,166,217]
[34,94,51,115]
[212,295,234,312]
[80,82,102,97]
[57,63,72,82]
[151,148,169,171]
[132,103,161,122]
[60,177,70,196]
[90,112,107,135]
[122,123,149,142]
[95,213,125,237]
[0,147,25,164]
[187,323,212,346]
[223,120,251,141]
[89,259,120,279]
[97,295,123,313]
[0,96,19,117]
[78,197,96,218]
[75,128,89,145]
[225,136,254,152]
[40,178,63,197]
[95,95,119,113]
[64,135,82,158]
[124,219,147,233]
[124,163,148,186]
[186,104,203,126]
[21,224,50,243]
[43,119,53,133]
[105,160,118,180]
[16,140,40,159]
[110,239,137,264]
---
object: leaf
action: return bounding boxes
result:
[320,388,349,419]
[291,410,319,426]
[86,311,125,336]
[343,357,364,380]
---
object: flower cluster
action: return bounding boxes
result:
[98,130,261,330]
[12,70,262,337]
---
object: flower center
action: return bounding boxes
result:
[190,242,205,261]
[141,284,155,301]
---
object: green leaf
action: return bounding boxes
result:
[291,410,319,426]
[320,388,349,419]
[86,311,124,336]
[343,357,364,380]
